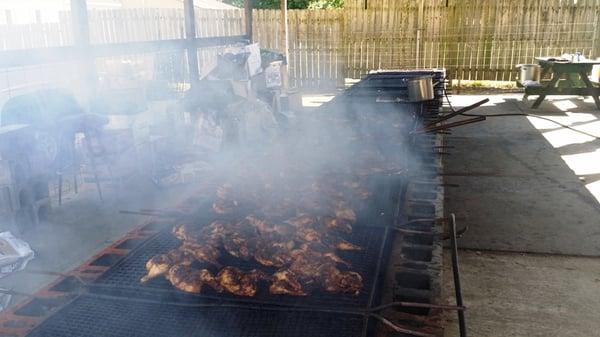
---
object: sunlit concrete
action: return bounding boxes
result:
[301,93,335,107]
[443,93,600,337]
[445,93,600,255]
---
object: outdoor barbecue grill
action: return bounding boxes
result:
[1,69,454,337]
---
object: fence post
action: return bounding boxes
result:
[244,0,253,42]
[280,0,289,91]
[183,0,200,85]
[4,10,12,25]
[593,6,600,58]
[416,0,425,68]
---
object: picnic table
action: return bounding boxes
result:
[520,57,600,110]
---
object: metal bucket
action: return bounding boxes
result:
[407,76,434,102]
[518,64,541,82]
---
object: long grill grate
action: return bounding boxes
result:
[90,174,403,309]
[92,225,389,309]
[26,295,366,337]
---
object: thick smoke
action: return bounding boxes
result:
[179,87,422,219]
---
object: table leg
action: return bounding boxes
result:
[579,70,600,110]
[531,70,562,109]
[531,95,546,108]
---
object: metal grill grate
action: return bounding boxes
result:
[90,173,404,309]
[91,225,391,309]
[26,295,366,337]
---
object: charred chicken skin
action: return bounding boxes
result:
[166,264,222,293]
[270,270,307,296]
[321,266,363,295]
[320,215,353,234]
[216,267,268,297]
[180,242,222,267]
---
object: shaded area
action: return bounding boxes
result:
[444,94,600,256]
[442,250,600,337]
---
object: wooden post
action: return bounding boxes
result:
[280,0,289,91]
[415,0,425,69]
[244,0,253,42]
[183,0,200,84]
[593,6,600,58]
[71,0,90,49]
[70,0,97,105]
[5,10,12,25]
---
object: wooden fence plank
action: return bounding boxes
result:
[0,2,597,88]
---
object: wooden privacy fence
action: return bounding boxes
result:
[1,0,600,89]
[262,0,600,88]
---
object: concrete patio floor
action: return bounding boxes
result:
[441,93,600,337]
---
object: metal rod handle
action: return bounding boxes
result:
[370,313,437,337]
[450,213,467,337]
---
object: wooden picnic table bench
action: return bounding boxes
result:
[519,57,600,110]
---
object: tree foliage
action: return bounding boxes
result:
[223,0,344,9]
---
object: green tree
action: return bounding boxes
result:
[223,0,344,9]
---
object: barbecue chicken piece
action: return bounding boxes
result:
[140,248,194,283]
[287,249,332,288]
[321,266,363,295]
[172,223,205,242]
[222,233,255,260]
[216,267,268,297]
[212,198,239,214]
[246,214,270,232]
[202,221,230,244]
[254,240,295,267]
[269,270,307,296]
[298,242,351,267]
[325,235,363,251]
[285,214,317,228]
[180,242,222,267]
[246,215,294,237]
[320,215,353,234]
[333,201,357,222]
[166,264,222,293]
[295,226,322,243]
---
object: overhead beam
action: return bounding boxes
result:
[0,36,247,69]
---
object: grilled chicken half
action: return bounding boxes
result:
[166,264,222,293]
[140,248,194,283]
[321,266,363,295]
[180,242,222,267]
[270,270,307,296]
[216,267,269,297]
